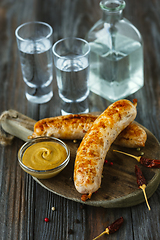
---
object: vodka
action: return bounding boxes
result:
[19,38,53,103]
[86,0,144,102]
[55,56,89,114]
[89,34,143,102]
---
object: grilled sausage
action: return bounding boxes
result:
[31,114,98,140]
[74,99,137,197]
[114,121,147,148]
[31,112,146,148]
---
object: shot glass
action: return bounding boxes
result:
[52,37,90,115]
[15,21,53,104]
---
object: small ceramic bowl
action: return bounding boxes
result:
[18,136,70,179]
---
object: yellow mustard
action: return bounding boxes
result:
[22,141,67,170]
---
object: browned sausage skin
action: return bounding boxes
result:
[74,99,137,196]
[31,110,146,148]
[31,114,98,140]
[114,121,147,148]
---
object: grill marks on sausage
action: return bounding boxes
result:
[77,160,97,185]
[114,122,147,147]
[74,99,137,195]
[31,102,146,149]
[32,114,98,139]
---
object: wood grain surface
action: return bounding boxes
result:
[1,0,160,240]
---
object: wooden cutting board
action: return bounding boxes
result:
[34,126,160,208]
[1,110,160,208]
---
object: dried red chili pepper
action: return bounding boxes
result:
[135,165,151,211]
[135,165,146,186]
[93,217,124,240]
[108,216,124,234]
[140,157,160,168]
[113,150,160,168]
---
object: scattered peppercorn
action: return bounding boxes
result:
[44,217,49,222]
[105,160,113,165]
[51,207,55,211]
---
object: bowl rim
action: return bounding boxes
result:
[18,136,70,173]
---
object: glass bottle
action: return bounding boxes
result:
[86,0,144,102]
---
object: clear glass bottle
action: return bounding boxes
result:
[86,0,144,102]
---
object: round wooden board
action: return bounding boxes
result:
[33,123,160,208]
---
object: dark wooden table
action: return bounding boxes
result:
[1,0,160,239]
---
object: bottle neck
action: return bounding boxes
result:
[100,0,125,24]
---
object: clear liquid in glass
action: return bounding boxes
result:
[19,38,53,104]
[55,55,89,114]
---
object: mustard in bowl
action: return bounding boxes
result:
[18,136,70,179]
